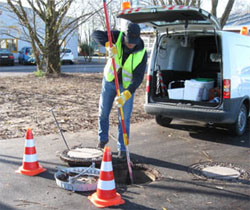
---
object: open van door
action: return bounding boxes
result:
[117,5,221,32]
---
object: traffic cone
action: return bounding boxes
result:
[88,146,125,208]
[16,128,46,176]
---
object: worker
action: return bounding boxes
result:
[92,22,147,161]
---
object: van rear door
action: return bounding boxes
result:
[117,5,221,32]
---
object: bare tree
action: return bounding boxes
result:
[211,0,219,17]
[5,0,102,76]
[78,0,119,54]
[231,1,250,13]
[216,0,235,27]
[131,0,235,28]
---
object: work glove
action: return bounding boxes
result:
[105,41,117,58]
[115,90,132,108]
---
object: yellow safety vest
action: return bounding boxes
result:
[104,31,146,89]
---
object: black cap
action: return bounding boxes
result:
[125,23,141,45]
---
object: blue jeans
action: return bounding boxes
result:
[98,78,134,151]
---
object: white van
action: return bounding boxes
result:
[118,5,250,136]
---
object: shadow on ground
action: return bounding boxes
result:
[163,119,250,148]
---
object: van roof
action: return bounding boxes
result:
[117,5,221,32]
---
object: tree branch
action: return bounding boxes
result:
[211,0,218,17]
[220,0,235,27]
[26,0,45,21]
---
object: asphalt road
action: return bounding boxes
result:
[0,58,249,209]
[0,63,105,74]
[0,119,249,210]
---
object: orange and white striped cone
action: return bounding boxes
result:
[159,71,167,96]
[88,146,125,208]
[16,128,46,176]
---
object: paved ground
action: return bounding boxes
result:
[0,56,106,76]
[0,119,249,210]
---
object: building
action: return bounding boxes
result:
[0,3,78,62]
[223,12,250,34]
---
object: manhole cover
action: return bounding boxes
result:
[202,166,240,179]
[67,148,103,159]
[113,163,161,185]
[188,161,250,182]
[60,146,103,167]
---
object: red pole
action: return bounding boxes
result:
[103,0,133,184]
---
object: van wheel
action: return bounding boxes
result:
[155,115,172,127]
[231,104,247,136]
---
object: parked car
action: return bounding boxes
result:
[118,6,250,136]
[60,48,74,64]
[0,48,14,66]
[18,47,36,64]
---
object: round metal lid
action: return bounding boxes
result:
[60,145,103,167]
[202,166,241,179]
[67,147,103,159]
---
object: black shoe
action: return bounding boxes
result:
[96,141,108,149]
[117,151,126,162]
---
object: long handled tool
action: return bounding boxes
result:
[103,0,133,184]
[49,107,70,150]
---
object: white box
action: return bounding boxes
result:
[168,88,184,99]
[184,80,204,101]
[200,80,214,100]
[184,79,214,101]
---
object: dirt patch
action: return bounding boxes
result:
[0,73,153,139]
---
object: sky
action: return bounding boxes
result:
[201,0,234,17]
[0,0,249,19]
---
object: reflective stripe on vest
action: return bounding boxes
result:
[104,31,146,89]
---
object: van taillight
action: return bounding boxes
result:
[146,74,151,93]
[223,79,231,99]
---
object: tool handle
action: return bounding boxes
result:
[103,0,133,184]
[49,108,70,150]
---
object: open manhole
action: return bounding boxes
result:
[59,147,161,186]
[188,161,250,182]
[113,163,161,185]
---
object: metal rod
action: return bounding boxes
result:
[49,108,70,150]
[68,163,96,183]
[103,0,133,184]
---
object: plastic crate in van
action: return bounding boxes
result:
[195,78,214,100]
[168,80,185,89]
[168,88,184,99]
[184,79,214,101]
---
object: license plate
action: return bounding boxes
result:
[1,56,8,58]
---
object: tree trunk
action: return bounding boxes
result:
[34,49,44,73]
[197,0,201,8]
[190,0,197,7]
[185,0,190,6]
[45,41,61,75]
[220,0,235,28]
[211,0,218,17]
[44,1,61,76]
[159,0,166,5]
[45,31,61,75]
